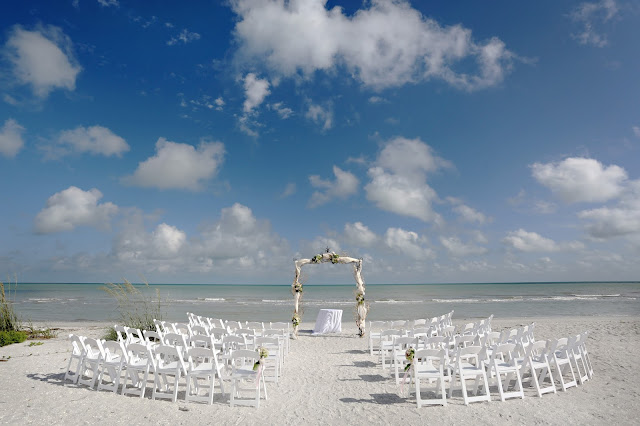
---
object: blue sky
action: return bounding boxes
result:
[0,0,639,284]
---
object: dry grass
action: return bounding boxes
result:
[0,280,21,332]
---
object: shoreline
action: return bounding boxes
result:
[1,315,638,425]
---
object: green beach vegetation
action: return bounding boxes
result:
[0,280,58,347]
[102,279,165,341]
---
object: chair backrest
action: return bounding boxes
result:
[187,346,221,372]
[188,334,215,349]
[68,334,86,356]
[114,325,127,344]
[269,322,290,332]
[235,328,255,338]
[143,330,162,346]
[223,335,247,352]
[172,322,192,336]
[393,336,418,350]
[206,318,225,329]
[414,348,446,370]
[413,319,428,327]
[163,332,188,348]
[102,340,126,363]
[125,342,153,367]
[83,337,104,361]
[490,343,518,366]
[455,345,486,367]
[226,320,242,332]
[255,336,279,350]
[191,325,210,337]
[124,326,144,344]
[263,328,285,338]
[454,334,477,349]
[246,322,264,331]
[154,344,187,373]
[231,349,259,370]
[390,320,406,329]
[424,336,450,351]
[369,321,388,332]
[380,329,403,341]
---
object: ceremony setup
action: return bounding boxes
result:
[54,253,597,412]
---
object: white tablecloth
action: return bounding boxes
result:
[313,309,343,334]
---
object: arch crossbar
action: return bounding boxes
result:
[292,251,368,338]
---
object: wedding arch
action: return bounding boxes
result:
[291,250,369,338]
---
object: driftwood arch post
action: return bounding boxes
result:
[291,251,368,338]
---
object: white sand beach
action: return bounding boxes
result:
[1,316,639,425]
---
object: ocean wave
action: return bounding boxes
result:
[433,295,636,303]
[374,300,424,304]
[204,298,225,302]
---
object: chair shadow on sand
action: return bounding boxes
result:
[340,393,406,405]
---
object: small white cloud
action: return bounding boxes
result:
[167,29,201,46]
[569,0,619,47]
[440,236,488,257]
[35,186,118,234]
[122,137,225,191]
[306,102,333,130]
[214,96,225,111]
[308,165,359,207]
[280,182,296,198]
[447,197,488,224]
[98,0,119,7]
[368,96,387,104]
[384,227,433,260]
[3,25,82,98]
[344,222,378,247]
[531,157,627,203]
[47,125,129,158]
[152,223,186,256]
[268,102,293,119]
[0,118,25,158]
[503,229,583,252]
[243,73,270,113]
[633,126,640,138]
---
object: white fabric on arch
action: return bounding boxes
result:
[313,309,343,334]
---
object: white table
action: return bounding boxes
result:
[313,309,343,334]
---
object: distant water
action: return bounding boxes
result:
[5,282,639,323]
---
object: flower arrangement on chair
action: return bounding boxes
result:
[253,346,269,371]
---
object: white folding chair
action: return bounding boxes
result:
[487,343,524,401]
[547,338,577,391]
[64,334,86,385]
[229,350,268,408]
[411,348,448,407]
[185,347,224,404]
[97,340,127,393]
[77,337,104,389]
[121,343,154,398]
[152,344,188,403]
[379,329,403,370]
[392,337,418,385]
[448,346,491,405]
[255,337,281,383]
[519,340,556,397]
[368,321,388,356]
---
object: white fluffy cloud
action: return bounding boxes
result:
[502,229,583,252]
[365,137,446,222]
[167,29,201,46]
[0,118,25,158]
[112,203,288,273]
[440,236,488,257]
[633,126,640,138]
[447,197,488,224]
[47,125,129,158]
[531,157,627,203]
[344,222,378,247]
[123,138,225,191]
[306,102,333,130]
[309,165,359,207]
[384,227,433,260]
[35,186,118,234]
[569,0,618,47]
[230,0,515,90]
[579,180,640,239]
[243,73,270,113]
[3,25,81,98]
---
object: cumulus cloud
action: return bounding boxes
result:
[123,138,225,191]
[309,165,359,207]
[268,102,293,119]
[531,157,627,203]
[447,197,488,224]
[306,102,333,130]
[579,180,640,239]
[280,182,296,198]
[440,236,488,257]
[45,125,129,158]
[167,29,201,46]
[365,137,447,222]
[344,222,378,247]
[3,25,81,98]
[569,0,619,47]
[384,227,433,260]
[0,118,25,158]
[502,229,583,252]
[243,73,270,113]
[113,203,288,274]
[35,186,118,234]
[230,0,515,90]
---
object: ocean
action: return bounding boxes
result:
[5,281,639,324]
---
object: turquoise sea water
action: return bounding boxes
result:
[5,282,639,323]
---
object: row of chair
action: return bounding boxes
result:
[64,315,294,408]
[371,317,593,407]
